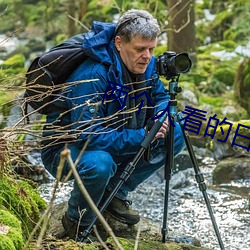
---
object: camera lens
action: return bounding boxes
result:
[174,53,192,73]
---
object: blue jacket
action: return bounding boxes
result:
[44,21,170,156]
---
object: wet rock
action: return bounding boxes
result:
[170,168,193,189]
[12,150,51,183]
[213,157,250,184]
[211,120,250,160]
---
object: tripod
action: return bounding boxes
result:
[161,77,225,249]
[82,77,225,250]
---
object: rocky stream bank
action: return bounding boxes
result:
[37,153,250,250]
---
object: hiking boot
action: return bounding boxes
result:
[61,213,97,243]
[105,196,140,225]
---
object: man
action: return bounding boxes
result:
[41,9,185,241]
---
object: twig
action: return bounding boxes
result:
[68,14,89,31]
[134,218,142,250]
[93,225,110,250]
[61,148,124,250]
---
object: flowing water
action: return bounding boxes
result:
[38,157,250,250]
[128,158,250,250]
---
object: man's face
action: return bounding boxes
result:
[115,35,157,74]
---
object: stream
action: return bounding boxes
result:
[38,156,250,250]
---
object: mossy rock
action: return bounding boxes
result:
[234,57,250,115]
[28,235,211,250]
[43,202,211,250]
[217,40,237,51]
[0,175,47,239]
[198,91,248,121]
[213,67,235,86]
[0,209,24,250]
[0,54,26,86]
[106,237,210,250]
[210,120,250,159]
[213,157,250,184]
[1,54,25,68]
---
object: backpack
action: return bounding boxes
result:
[24,34,87,115]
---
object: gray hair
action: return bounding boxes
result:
[115,9,160,43]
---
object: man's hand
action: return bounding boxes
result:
[155,116,169,139]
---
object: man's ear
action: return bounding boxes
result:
[115,36,122,51]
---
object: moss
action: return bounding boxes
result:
[212,119,250,149]
[234,58,250,114]
[0,209,24,249]
[0,54,26,86]
[198,90,249,121]
[7,228,24,249]
[199,95,224,108]
[29,239,98,250]
[217,40,237,51]
[0,209,21,229]
[105,237,208,250]
[1,54,25,69]
[0,235,16,250]
[213,67,235,86]
[0,175,47,239]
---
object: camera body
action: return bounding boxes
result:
[156,51,192,79]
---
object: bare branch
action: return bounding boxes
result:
[62,148,124,250]
[68,14,90,32]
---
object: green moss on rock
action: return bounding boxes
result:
[235,58,250,115]
[1,54,25,69]
[0,235,16,250]
[0,175,47,239]
[213,67,235,86]
[0,54,26,86]
[0,209,24,249]
[106,237,210,250]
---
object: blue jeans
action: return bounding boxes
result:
[41,123,185,226]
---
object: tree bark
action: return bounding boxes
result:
[78,0,88,20]
[67,0,77,36]
[167,0,196,62]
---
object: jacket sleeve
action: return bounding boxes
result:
[65,61,146,156]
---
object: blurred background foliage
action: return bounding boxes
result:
[0,0,250,123]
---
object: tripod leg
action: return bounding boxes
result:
[178,114,225,250]
[81,117,166,240]
[162,120,175,243]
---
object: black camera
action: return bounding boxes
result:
[156,51,192,79]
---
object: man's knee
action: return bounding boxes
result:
[77,150,117,181]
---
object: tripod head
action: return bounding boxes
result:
[168,76,182,100]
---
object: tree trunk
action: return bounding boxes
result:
[167,0,196,62]
[78,0,88,20]
[67,0,77,36]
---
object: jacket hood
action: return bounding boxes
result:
[82,21,116,65]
